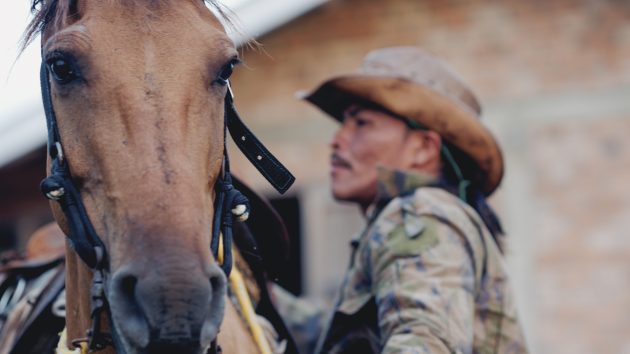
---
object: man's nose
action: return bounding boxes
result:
[330,130,342,150]
[330,122,350,150]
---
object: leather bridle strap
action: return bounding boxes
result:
[225,90,294,194]
[39,62,112,350]
[210,86,295,274]
[39,62,107,271]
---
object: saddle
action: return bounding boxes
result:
[0,224,66,354]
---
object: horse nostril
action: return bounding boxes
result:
[210,274,222,292]
[120,275,137,300]
[200,266,227,347]
[208,265,227,303]
[109,269,150,349]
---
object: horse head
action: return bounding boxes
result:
[26,1,250,353]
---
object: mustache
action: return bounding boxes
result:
[331,153,351,169]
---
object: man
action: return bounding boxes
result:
[292,47,528,353]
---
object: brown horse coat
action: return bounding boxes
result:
[22,1,279,353]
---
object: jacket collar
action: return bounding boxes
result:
[372,166,437,209]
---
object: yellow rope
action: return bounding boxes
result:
[219,236,273,354]
[55,327,87,354]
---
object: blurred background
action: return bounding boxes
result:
[1,0,630,353]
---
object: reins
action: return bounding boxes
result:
[38,60,295,352]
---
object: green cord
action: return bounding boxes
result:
[402,117,470,203]
[440,144,470,203]
[406,119,425,130]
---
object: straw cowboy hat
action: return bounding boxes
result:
[301,46,504,195]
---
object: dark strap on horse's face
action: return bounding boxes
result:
[39,63,63,161]
[39,62,107,270]
[40,61,112,351]
[210,86,294,273]
[225,93,295,194]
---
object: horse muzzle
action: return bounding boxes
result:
[107,260,227,354]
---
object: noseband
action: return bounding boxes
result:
[38,62,295,350]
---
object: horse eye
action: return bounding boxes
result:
[48,57,78,84]
[215,59,239,86]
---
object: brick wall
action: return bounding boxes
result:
[229,0,630,353]
[530,118,630,354]
[231,0,630,104]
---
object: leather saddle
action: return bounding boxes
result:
[0,224,66,354]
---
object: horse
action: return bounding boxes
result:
[18,0,296,353]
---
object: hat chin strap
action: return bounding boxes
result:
[440,144,470,203]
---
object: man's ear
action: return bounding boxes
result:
[409,130,442,172]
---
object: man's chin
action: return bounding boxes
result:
[331,187,350,201]
[331,181,377,208]
[332,189,364,204]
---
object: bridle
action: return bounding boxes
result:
[38,61,295,350]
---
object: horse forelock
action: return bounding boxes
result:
[22,0,235,50]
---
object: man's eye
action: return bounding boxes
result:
[355,118,370,127]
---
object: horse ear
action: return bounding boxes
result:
[231,175,291,277]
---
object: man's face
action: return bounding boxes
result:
[329,105,417,207]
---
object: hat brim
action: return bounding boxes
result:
[302,75,504,195]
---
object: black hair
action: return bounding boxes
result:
[437,141,506,252]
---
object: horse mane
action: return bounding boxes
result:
[21,0,236,51]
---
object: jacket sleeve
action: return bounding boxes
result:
[269,283,326,354]
[370,214,477,354]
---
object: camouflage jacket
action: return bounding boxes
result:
[311,168,529,354]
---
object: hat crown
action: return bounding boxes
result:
[359,47,481,116]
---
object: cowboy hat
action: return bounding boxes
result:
[301,46,504,195]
